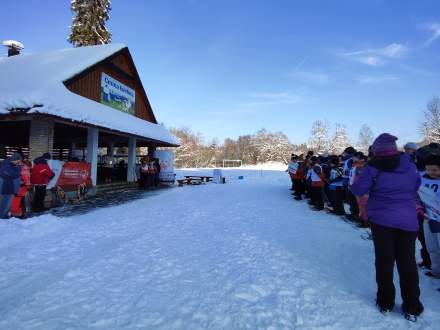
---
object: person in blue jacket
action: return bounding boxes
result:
[0,153,22,219]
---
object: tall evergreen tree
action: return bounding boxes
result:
[68,0,112,47]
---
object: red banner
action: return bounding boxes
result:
[56,162,93,191]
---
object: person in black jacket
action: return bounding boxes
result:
[0,153,22,219]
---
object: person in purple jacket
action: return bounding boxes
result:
[351,133,424,321]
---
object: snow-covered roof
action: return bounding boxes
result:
[0,43,179,146]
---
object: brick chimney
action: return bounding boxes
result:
[2,40,24,57]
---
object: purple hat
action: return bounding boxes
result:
[372,133,399,156]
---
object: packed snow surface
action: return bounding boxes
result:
[0,44,178,146]
[1,169,439,329]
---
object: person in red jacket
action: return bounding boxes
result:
[31,153,54,212]
[10,156,32,218]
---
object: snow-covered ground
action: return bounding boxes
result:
[0,168,439,329]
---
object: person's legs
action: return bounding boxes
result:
[418,214,432,268]
[348,190,359,219]
[313,187,324,210]
[371,223,396,310]
[0,194,14,218]
[33,185,47,211]
[289,173,295,191]
[424,221,440,277]
[10,195,23,217]
[295,179,304,198]
[395,228,423,316]
[309,186,316,205]
[331,187,345,215]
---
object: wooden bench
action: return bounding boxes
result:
[184,175,213,183]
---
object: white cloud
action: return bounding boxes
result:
[380,43,408,58]
[359,56,382,66]
[341,43,408,66]
[423,22,440,47]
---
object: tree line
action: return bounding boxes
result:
[169,124,373,168]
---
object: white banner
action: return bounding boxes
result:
[154,150,175,183]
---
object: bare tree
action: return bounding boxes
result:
[420,97,440,143]
[357,124,374,153]
[330,123,350,155]
[308,120,330,154]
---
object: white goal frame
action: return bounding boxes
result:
[222,159,243,168]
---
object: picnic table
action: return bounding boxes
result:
[176,177,204,187]
[184,175,213,183]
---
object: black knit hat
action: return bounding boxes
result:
[42,152,52,160]
[344,147,355,155]
[425,155,440,167]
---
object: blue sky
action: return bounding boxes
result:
[2,0,440,146]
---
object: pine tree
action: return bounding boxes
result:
[330,123,350,155]
[357,124,374,153]
[68,0,112,47]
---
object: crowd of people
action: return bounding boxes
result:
[0,152,54,219]
[287,133,440,321]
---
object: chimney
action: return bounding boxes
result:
[2,40,24,57]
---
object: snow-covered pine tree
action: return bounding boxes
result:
[357,124,374,153]
[420,97,440,143]
[308,120,330,154]
[330,123,350,155]
[68,0,112,47]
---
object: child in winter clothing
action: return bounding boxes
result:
[293,158,306,200]
[10,157,31,218]
[309,156,325,210]
[346,151,365,222]
[342,146,355,189]
[328,155,345,215]
[418,155,440,280]
[31,153,55,212]
[287,155,299,191]
[0,153,22,219]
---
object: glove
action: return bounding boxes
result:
[416,208,425,222]
[357,195,368,221]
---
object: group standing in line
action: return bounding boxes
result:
[287,133,440,321]
[0,152,54,219]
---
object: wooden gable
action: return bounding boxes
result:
[64,48,157,124]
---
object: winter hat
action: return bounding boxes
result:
[344,147,355,155]
[404,142,417,151]
[353,151,365,160]
[372,133,399,156]
[425,155,440,167]
[9,153,22,162]
[416,143,440,160]
[42,152,52,160]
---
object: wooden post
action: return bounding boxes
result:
[86,128,99,186]
[127,137,137,182]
